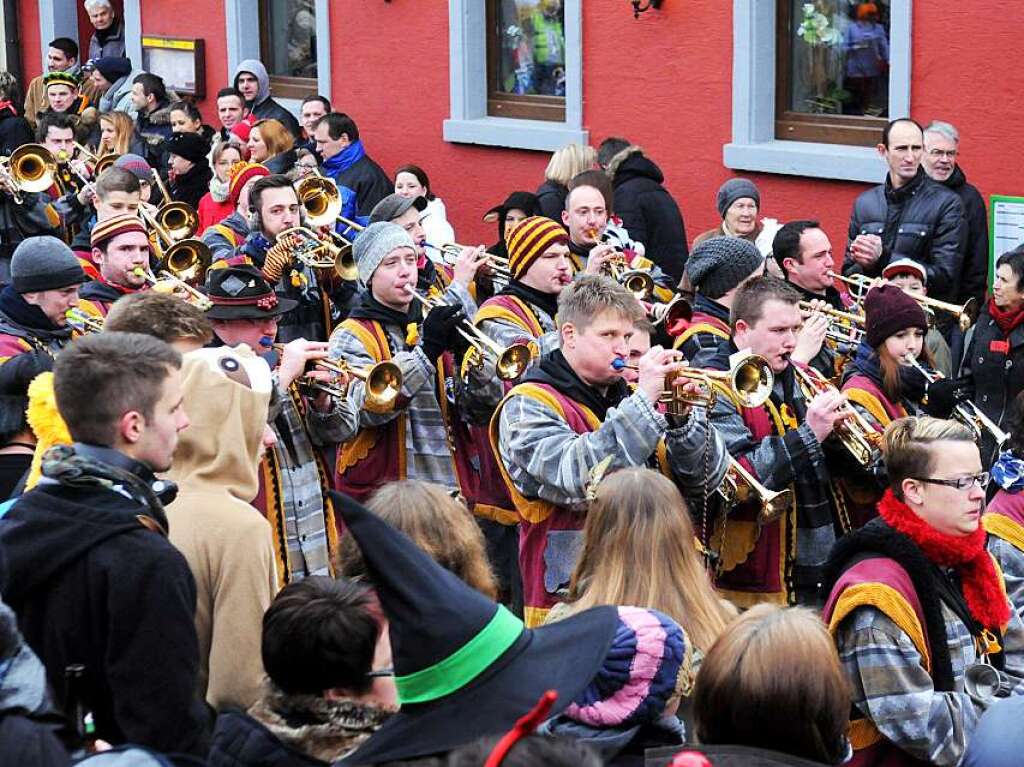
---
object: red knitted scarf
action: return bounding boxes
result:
[878,489,1010,631]
[988,296,1024,335]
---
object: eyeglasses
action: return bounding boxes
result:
[928,149,958,159]
[366,667,394,678]
[912,472,990,491]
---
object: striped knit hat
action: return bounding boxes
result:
[506,216,569,279]
[228,161,270,205]
[44,70,80,91]
[90,213,148,249]
[564,606,692,728]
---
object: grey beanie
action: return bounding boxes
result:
[354,222,417,287]
[716,178,761,218]
[369,193,427,225]
[11,236,88,293]
[685,237,764,300]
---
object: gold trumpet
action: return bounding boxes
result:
[604,253,655,301]
[407,289,533,380]
[717,458,794,525]
[903,354,1010,449]
[133,267,213,311]
[792,365,880,466]
[309,358,404,414]
[428,242,511,282]
[829,271,977,331]
[65,307,104,334]
[798,300,866,347]
[75,143,119,175]
[0,144,58,204]
[274,226,358,281]
[613,352,774,414]
[644,296,693,327]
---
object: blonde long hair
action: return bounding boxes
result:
[566,468,737,652]
[99,111,135,155]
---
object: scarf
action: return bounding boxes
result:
[524,348,629,421]
[993,451,1024,493]
[878,489,1010,631]
[95,16,121,45]
[208,175,230,203]
[987,296,1024,335]
[0,286,72,339]
[0,101,15,118]
[849,341,927,402]
[323,139,367,176]
[500,280,559,321]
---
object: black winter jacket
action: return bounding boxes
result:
[330,155,391,218]
[0,449,211,756]
[536,179,568,221]
[171,162,215,211]
[941,165,989,305]
[0,107,33,156]
[606,146,689,283]
[0,191,61,271]
[251,97,302,141]
[842,168,966,301]
[208,710,326,767]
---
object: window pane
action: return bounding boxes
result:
[262,0,317,79]
[492,0,566,97]
[786,1,889,117]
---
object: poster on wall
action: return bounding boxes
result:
[990,195,1024,286]
[141,37,205,99]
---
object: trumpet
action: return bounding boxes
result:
[274,226,358,281]
[644,296,693,327]
[903,354,1010,449]
[612,351,774,414]
[798,300,866,348]
[308,358,403,414]
[792,365,880,466]
[133,267,213,311]
[829,271,977,331]
[603,253,655,301]
[74,142,119,175]
[0,144,58,204]
[65,307,104,334]
[427,242,511,282]
[407,289,533,380]
[717,458,794,525]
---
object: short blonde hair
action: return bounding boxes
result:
[545,143,597,186]
[882,416,975,499]
[556,274,643,333]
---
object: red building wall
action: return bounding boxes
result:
[14,1,1024,256]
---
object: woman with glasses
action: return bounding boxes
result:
[824,415,1024,767]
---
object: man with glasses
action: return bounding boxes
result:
[842,118,967,308]
[923,120,989,308]
[824,416,1024,766]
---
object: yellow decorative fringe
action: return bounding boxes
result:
[25,372,72,490]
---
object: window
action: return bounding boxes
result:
[259,0,318,99]
[723,0,910,183]
[776,1,891,146]
[444,0,585,152]
[486,0,567,122]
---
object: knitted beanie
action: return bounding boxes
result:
[10,236,87,293]
[864,284,928,348]
[354,221,417,287]
[165,132,211,165]
[506,216,568,279]
[685,237,763,299]
[43,70,80,91]
[92,57,132,84]
[113,153,153,183]
[230,120,253,144]
[564,606,692,729]
[228,161,270,205]
[716,178,760,218]
[90,213,147,249]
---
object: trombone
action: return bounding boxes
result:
[406,289,533,380]
[717,458,794,525]
[792,365,880,466]
[133,267,213,311]
[644,295,693,327]
[903,354,1010,449]
[0,144,58,204]
[65,307,104,334]
[426,242,512,282]
[612,351,774,414]
[74,142,118,175]
[829,271,977,331]
[308,358,403,414]
[137,203,209,285]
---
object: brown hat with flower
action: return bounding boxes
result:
[204,265,297,320]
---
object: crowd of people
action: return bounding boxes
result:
[1,5,1024,765]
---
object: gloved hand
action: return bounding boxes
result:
[923,376,971,419]
[420,304,465,361]
[262,243,292,284]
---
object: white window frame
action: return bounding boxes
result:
[224,0,331,119]
[724,0,912,183]
[444,0,586,152]
[37,0,79,69]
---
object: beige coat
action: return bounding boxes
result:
[166,347,278,712]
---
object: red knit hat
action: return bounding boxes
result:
[227,161,270,205]
[864,284,928,348]
[90,213,149,249]
[505,216,568,279]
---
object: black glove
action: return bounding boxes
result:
[923,376,971,419]
[420,304,465,361]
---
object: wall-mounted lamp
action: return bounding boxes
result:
[631,0,664,19]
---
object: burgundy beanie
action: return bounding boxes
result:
[864,284,928,348]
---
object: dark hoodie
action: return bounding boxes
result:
[536,179,568,221]
[940,164,989,305]
[0,444,210,756]
[605,145,689,283]
[232,60,302,140]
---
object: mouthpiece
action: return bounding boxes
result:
[611,358,633,371]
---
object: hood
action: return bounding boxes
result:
[0,600,54,716]
[100,69,144,112]
[165,346,271,501]
[606,144,664,185]
[234,59,271,105]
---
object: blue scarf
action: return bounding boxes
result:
[322,139,367,176]
[993,452,1024,493]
